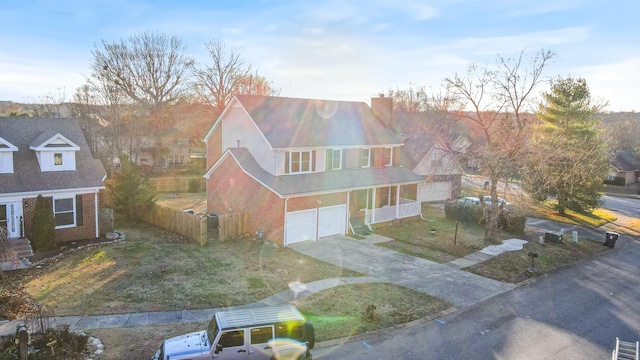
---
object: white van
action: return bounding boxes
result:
[152,304,314,360]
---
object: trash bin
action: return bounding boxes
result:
[207,214,218,230]
[604,231,619,248]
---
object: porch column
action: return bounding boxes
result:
[396,185,401,218]
[371,187,376,224]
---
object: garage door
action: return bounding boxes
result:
[420,181,452,202]
[318,205,346,238]
[286,209,317,244]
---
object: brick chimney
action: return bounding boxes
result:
[371,94,393,129]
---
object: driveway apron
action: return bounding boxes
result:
[289,235,515,308]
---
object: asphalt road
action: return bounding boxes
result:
[602,195,640,218]
[313,239,640,359]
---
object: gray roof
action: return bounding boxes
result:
[228,148,422,197]
[612,150,640,172]
[0,117,106,195]
[235,95,404,148]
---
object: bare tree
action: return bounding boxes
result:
[35,88,67,118]
[192,40,279,115]
[444,49,556,241]
[91,32,194,131]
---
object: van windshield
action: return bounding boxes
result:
[207,317,219,346]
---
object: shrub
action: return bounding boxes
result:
[498,211,526,235]
[603,176,626,186]
[107,155,156,221]
[188,178,201,193]
[445,200,526,235]
[30,195,57,251]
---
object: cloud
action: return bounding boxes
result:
[575,56,640,111]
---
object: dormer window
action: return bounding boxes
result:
[0,136,18,174]
[29,132,80,172]
[326,149,342,171]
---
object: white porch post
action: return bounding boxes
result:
[396,185,401,218]
[94,192,99,238]
[371,187,376,224]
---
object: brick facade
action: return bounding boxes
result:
[22,192,100,243]
[207,156,286,245]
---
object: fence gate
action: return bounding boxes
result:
[99,208,115,235]
[218,213,247,242]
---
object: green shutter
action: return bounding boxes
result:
[76,194,83,226]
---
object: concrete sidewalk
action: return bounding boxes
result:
[0,234,522,337]
[2,217,622,337]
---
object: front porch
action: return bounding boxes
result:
[349,183,421,232]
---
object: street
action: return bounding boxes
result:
[313,235,640,359]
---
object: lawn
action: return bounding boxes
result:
[375,205,511,262]
[20,220,364,316]
[87,283,452,359]
[374,204,610,283]
[465,237,608,283]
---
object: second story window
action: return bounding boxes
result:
[360,148,370,168]
[431,153,443,168]
[326,149,342,170]
[285,150,315,174]
[54,153,63,166]
[383,148,392,166]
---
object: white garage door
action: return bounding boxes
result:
[318,205,346,238]
[420,181,453,202]
[286,209,317,245]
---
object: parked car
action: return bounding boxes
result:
[481,195,512,209]
[457,197,481,205]
[152,304,314,360]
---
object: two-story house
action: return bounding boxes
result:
[0,117,106,245]
[203,95,424,245]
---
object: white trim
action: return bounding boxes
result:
[287,150,313,174]
[53,196,76,229]
[0,136,18,151]
[360,148,370,168]
[29,133,80,151]
[383,147,393,167]
[330,149,342,170]
[0,186,105,200]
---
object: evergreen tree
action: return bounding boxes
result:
[107,155,156,220]
[524,77,609,215]
[30,195,57,251]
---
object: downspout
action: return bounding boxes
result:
[283,197,289,246]
[94,191,99,238]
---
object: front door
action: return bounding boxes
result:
[0,203,22,238]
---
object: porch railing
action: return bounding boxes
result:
[365,199,420,224]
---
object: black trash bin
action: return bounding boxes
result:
[604,231,619,248]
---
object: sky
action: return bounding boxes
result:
[1,0,639,112]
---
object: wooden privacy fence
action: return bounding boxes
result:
[217,213,247,242]
[149,177,205,193]
[140,204,208,246]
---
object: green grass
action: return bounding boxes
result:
[295,283,451,342]
[22,221,364,316]
[465,237,608,283]
[375,205,509,263]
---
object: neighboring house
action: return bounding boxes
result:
[399,134,462,202]
[203,95,424,246]
[0,117,106,243]
[608,150,640,185]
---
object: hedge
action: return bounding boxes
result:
[603,176,626,186]
[444,201,526,236]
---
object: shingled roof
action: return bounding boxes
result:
[0,117,106,195]
[207,148,423,197]
[233,95,404,148]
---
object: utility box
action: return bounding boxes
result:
[545,231,563,243]
[604,231,619,248]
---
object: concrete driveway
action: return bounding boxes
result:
[289,235,515,308]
